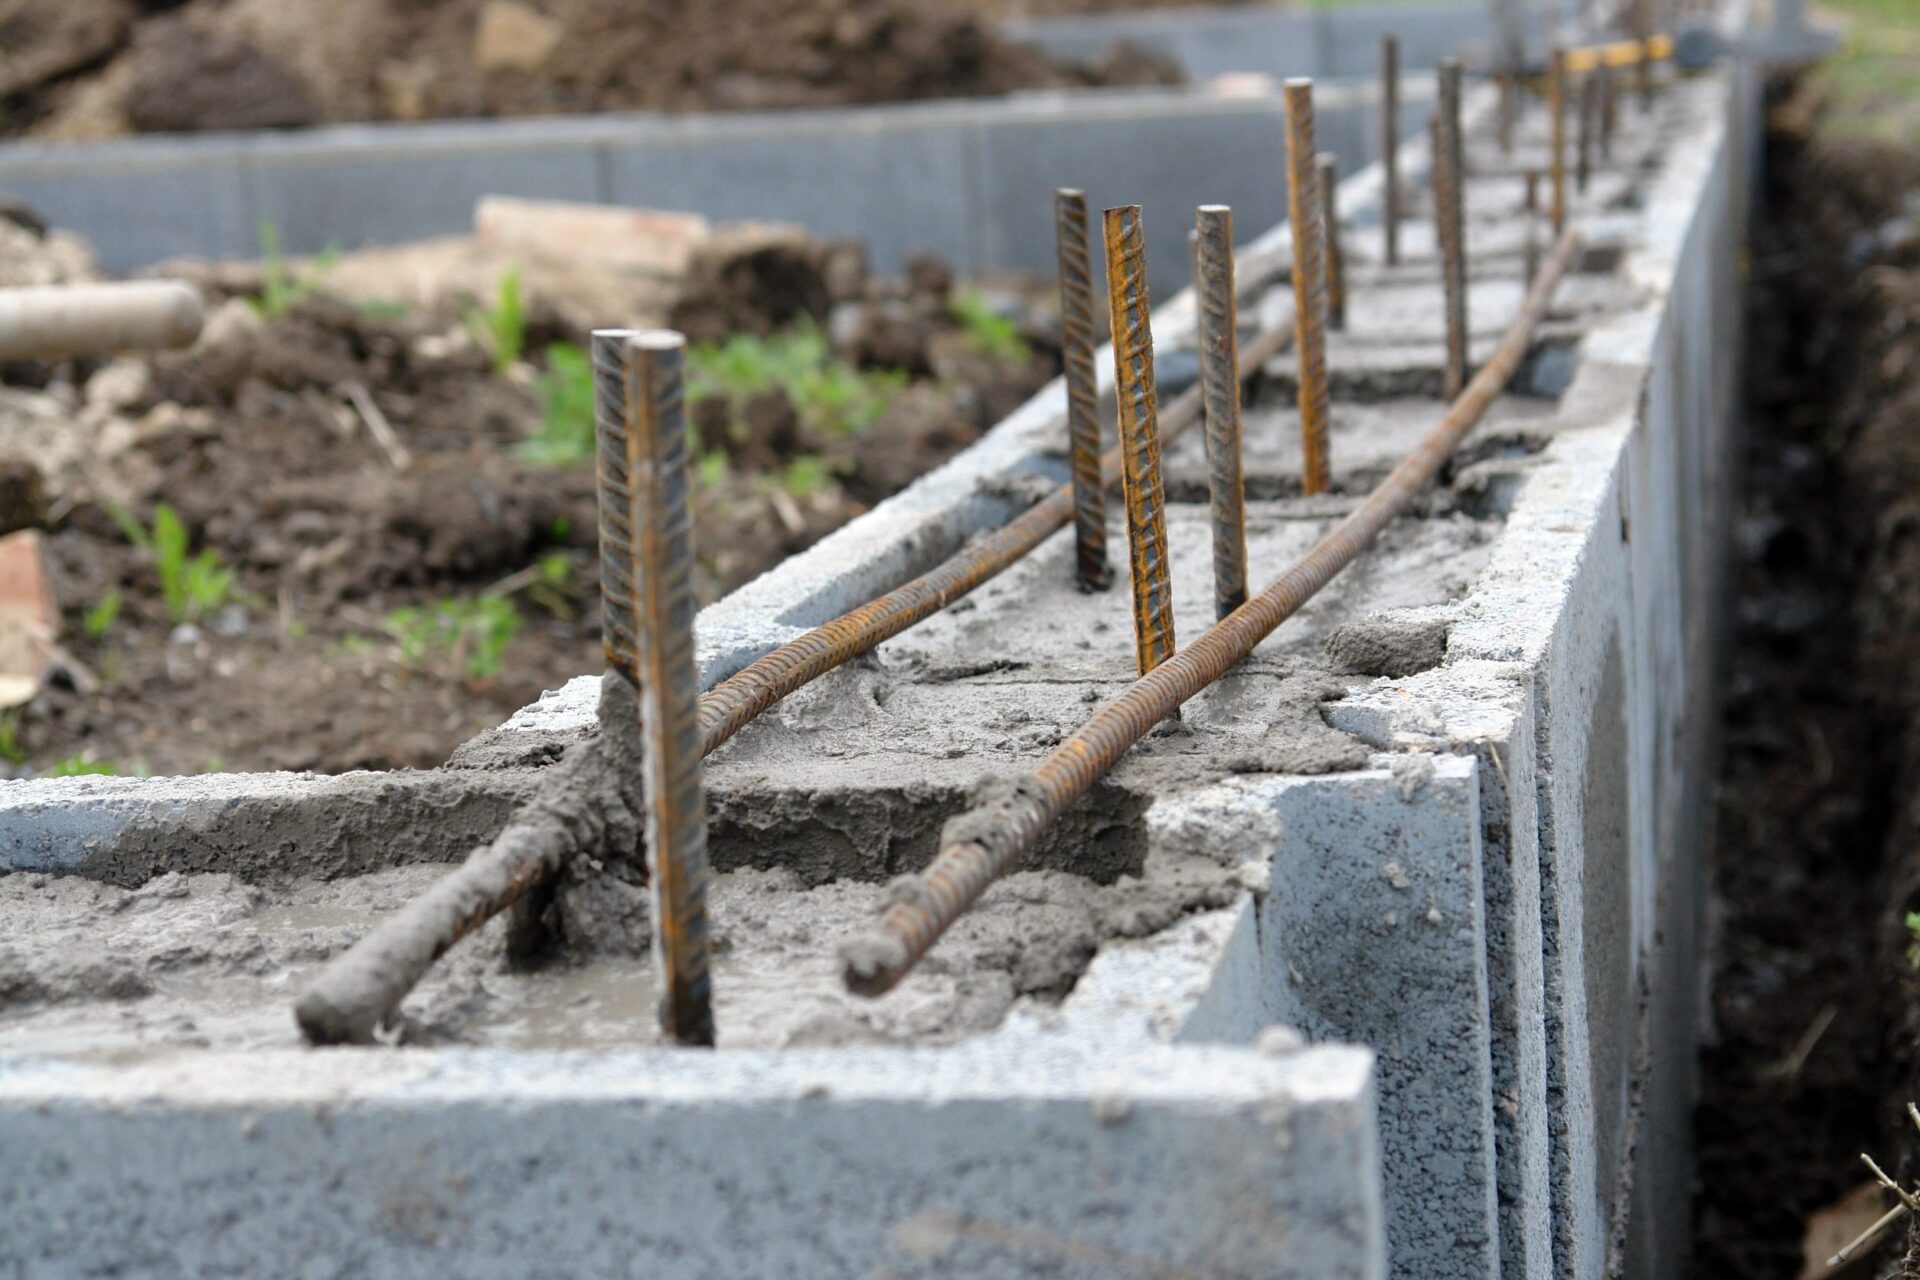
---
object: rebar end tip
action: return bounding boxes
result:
[840,933,910,998]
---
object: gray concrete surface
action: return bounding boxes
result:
[0,82,1430,292]
[0,14,1760,1277]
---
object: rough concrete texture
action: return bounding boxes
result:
[0,19,1758,1278]
[1,1039,1384,1280]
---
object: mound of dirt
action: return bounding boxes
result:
[2,0,1183,140]
[0,215,1058,777]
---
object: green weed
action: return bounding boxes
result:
[465,268,527,373]
[111,504,236,624]
[49,753,115,778]
[252,221,338,321]
[385,595,523,681]
[0,709,24,766]
[1906,911,1920,969]
[689,321,904,440]
[82,589,122,641]
[778,454,839,500]
[948,289,1030,364]
[516,342,596,465]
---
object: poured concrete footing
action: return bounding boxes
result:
[2,15,1759,1277]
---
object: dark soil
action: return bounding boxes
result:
[1692,78,1920,1277]
[0,0,1185,140]
[4,251,1056,779]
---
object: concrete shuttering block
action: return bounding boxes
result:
[0,25,1756,1280]
[0,1040,1385,1280]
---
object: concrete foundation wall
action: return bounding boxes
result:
[1,19,1761,1280]
[0,83,1429,291]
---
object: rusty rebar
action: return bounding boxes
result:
[1318,153,1346,332]
[1284,79,1332,496]
[1055,188,1112,593]
[1380,34,1401,268]
[1576,69,1598,195]
[1496,69,1515,156]
[1524,169,1542,287]
[1195,205,1248,621]
[620,331,715,1047]
[695,315,1296,755]
[1434,58,1469,402]
[1599,65,1617,162]
[1103,205,1177,676]
[1549,48,1568,235]
[840,226,1585,999]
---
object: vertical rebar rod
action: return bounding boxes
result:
[1599,65,1617,162]
[1054,189,1112,593]
[1523,169,1541,287]
[1576,69,1597,195]
[1496,69,1516,155]
[1634,0,1655,109]
[1380,36,1401,268]
[1102,205,1176,676]
[1434,59,1469,402]
[617,330,714,1048]
[1549,48,1568,234]
[1194,205,1248,621]
[1317,153,1346,332]
[1284,78,1332,496]
[595,329,645,692]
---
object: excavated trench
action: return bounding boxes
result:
[1692,78,1920,1277]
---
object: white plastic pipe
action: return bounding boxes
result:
[0,281,204,360]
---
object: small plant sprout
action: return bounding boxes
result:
[384,595,523,682]
[0,709,24,766]
[464,268,526,373]
[1906,911,1920,969]
[1828,1102,1920,1268]
[82,589,122,641]
[148,505,237,625]
[108,503,237,624]
[516,342,596,465]
[252,221,339,321]
[688,321,904,439]
[949,288,1031,363]
[49,753,115,778]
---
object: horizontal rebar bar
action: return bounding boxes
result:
[295,303,1298,1042]
[695,318,1296,753]
[840,226,1585,999]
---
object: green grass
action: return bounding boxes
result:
[384,595,523,682]
[82,589,122,641]
[516,342,596,465]
[948,289,1031,364]
[688,321,904,440]
[464,268,527,373]
[49,753,116,778]
[109,503,238,625]
[252,221,338,321]
[1810,0,1920,143]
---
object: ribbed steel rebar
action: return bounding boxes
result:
[840,227,1585,999]
[1055,188,1112,593]
[1284,79,1332,496]
[622,332,715,1047]
[1435,58,1469,401]
[1577,69,1598,195]
[695,317,1297,754]
[1195,205,1248,621]
[1380,35,1401,267]
[1549,48,1569,234]
[1318,153,1347,332]
[1524,169,1542,286]
[1599,64,1618,162]
[1103,204,1177,676]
